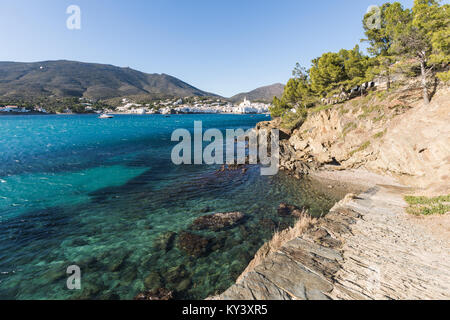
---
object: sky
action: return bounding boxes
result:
[0,0,416,97]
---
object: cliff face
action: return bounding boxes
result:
[272,85,450,195]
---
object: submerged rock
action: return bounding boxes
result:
[278,203,307,218]
[176,278,192,292]
[177,232,211,257]
[191,212,245,231]
[134,288,173,300]
[165,265,188,284]
[144,271,163,290]
[152,231,177,252]
[260,218,277,231]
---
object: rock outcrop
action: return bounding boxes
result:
[217,185,450,300]
[275,86,450,195]
[215,83,450,301]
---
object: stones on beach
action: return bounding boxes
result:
[277,203,307,218]
[153,231,177,252]
[191,212,245,231]
[177,232,212,257]
[134,288,173,300]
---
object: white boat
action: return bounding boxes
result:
[99,114,114,119]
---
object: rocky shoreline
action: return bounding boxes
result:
[215,175,450,300]
[214,86,450,300]
[134,85,449,300]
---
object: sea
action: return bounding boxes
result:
[0,114,347,299]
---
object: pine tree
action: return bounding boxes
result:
[363,2,410,90]
[389,0,449,103]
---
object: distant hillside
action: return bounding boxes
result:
[0,60,218,100]
[230,83,284,103]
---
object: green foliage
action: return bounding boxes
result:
[413,0,450,63]
[359,104,384,119]
[388,1,449,67]
[272,0,447,119]
[310,52,347,95]
[363,1,448,100]
[0,96,111,114]
[308,104,334,114]
[349,141,371,156]
[373,114,386,123]
[342,122,357,137]
[284,65,316,107]
[280,108,308,131]
[339,106,350,116]
[270,64,316,117]
[269,96,290,117]
[309,46,370,96]
[362,3,409,88]
[273,0,448,118]
[373,129,387,138]
[437,70,450,83]
[405,194,450,215]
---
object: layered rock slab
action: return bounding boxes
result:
[218,186,450,300]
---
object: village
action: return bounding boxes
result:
[0,96,270,115]
[114,96,270,115]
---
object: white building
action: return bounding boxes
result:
[235,98,269,114]
[0,106,30,113]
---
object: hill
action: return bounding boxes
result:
[230,83,284,103]
[0,60,218,100]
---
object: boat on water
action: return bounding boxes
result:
[99,114,114,119]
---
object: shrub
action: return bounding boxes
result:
[280,108,308,131]
[342,122,357,137]
[349,141,371,157]
[437,70,450,84]
[404,195,450,215]
[373,129,387,139]
[269,96,290,117]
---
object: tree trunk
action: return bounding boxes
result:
[420,60,430,104]
[386,70,391,90]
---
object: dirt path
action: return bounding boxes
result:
[217,183,450,300]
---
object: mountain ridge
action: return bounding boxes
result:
[230,83,285,103]
[0,60,218,100]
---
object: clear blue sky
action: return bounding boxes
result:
[0,0,415,97]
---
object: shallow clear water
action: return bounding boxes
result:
[0,114,347,299]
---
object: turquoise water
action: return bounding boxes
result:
[0,114,346,300]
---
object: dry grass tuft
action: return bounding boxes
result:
[236,211,316,283]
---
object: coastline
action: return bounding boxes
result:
[215,169,450,300]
